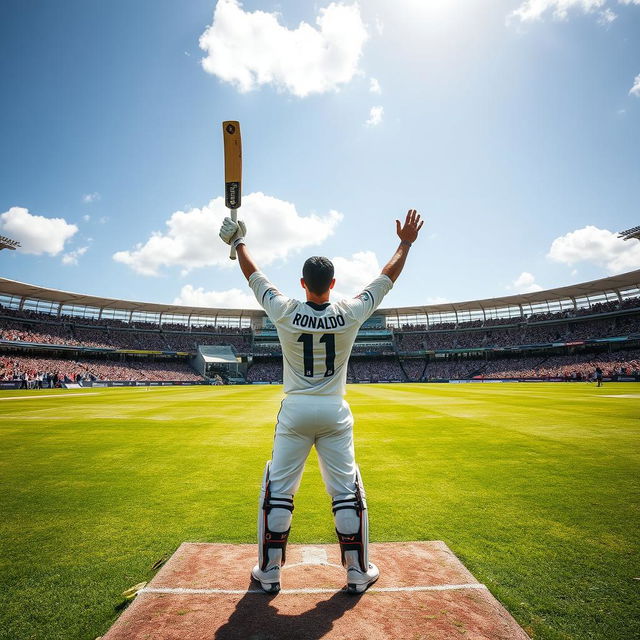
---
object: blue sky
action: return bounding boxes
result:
[1,0,639,310]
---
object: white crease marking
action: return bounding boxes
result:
[302,547,329,564]
[283,546,342,569]
[141,583,487,596]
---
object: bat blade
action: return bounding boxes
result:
[223,121,242,202]
[222,121,242,260]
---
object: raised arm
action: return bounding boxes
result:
[381,209,423,283]
[236,243,258,281]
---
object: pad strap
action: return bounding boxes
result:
[261,519,291,571]
[332,495,367,572]
[260,484,294,571]
[264,495,294,513]
[335,527,365,571]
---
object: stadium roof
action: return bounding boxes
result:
[197,345,237,363]
[379,269,640,317]
[0,270,639,321]
[0,277,264,318]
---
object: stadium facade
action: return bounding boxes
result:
[1,271,639,388]
[1,271,639,327]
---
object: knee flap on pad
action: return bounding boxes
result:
[334,506,360,535]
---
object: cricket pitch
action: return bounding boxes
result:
[101,541,530,639]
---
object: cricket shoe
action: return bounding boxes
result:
[251,564,281,594]
[345,562,379,594]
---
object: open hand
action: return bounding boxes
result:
[396,209,423,244]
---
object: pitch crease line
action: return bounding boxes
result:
[141,583,487,596]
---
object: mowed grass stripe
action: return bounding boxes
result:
[0,383,638,640]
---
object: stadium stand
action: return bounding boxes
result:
[1,270,639,385]
[0,355,203,385]
[246,358,282,383]
[482,350,640,380]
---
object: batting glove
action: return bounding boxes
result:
[219,217,247,245]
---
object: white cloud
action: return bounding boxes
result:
[508,272,543,293]
[82,214,91,222]
[331,250,380,301]
[113,192,343,276]
[509,0,640,23]
[369,77,381,94]
[199,0,368,97]
[0,207,78,256]
[173,284,259,309]
[374,16,384,35]
[510,0,606,22]
[365,105,384,126]
[597,7,617,23]
[99,216,109,224]
[547,225,640,273]
[61,246,88,266]
[82,192,100,204]
[629,73,640,97]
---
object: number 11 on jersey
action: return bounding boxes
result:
[297,333,335,377]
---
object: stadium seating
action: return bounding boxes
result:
[1,291,639,384]
[0,355,203,385]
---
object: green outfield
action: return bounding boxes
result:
[1,383,638,640]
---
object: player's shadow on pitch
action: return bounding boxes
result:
[214,582,363,640]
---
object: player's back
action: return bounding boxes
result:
[249,272,393,396]
[275,298,361,395]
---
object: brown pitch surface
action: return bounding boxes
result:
[101,542,530,640]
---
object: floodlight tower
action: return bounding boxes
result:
[618,225,640,242]
[0,235,21,251]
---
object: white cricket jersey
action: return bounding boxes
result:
[249,271,393,396]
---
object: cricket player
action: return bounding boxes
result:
[219,209,423,594]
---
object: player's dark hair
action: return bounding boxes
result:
[303,256,334,295]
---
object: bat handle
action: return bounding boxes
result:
[229,209,238,260]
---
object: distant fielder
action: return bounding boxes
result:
[219,209,423,594]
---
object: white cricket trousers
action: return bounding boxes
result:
[268,394,356,498]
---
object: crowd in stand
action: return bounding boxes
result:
[161,332,249,352]
[252,343,282,354]
[482,350,640,380]
[0,355,203,385]
[0,314,252,352]
[400,352,640,381]
[0,323,76,346]
[1,297,639,385]
[395,312,639,352]
[350,343,393,354]
[2,349,638,386]
[243,350,640,383]
[423,360,481,380]
[399,358,427,381]
[246,359,282,382]
[348,358,404,381]
[2,298,638,357]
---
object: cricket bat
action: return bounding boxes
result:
[223,121,242,260]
